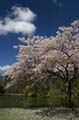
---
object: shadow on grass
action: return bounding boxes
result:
[35,107,79,118]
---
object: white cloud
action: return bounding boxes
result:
[13,45,18,49]
[0,6,37,35]
[11,6,36,22]
[0,65,11,71]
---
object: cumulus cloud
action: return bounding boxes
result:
[0,6,37,35]
[0,65,11,71]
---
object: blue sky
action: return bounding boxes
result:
[0,0,79,70]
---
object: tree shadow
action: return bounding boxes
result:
[35,107,79,119]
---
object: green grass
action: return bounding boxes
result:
[0,108,79,120]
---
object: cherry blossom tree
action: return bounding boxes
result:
[40,20,79,106]
[5,20,79,106]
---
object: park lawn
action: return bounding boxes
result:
[0,108,79,120]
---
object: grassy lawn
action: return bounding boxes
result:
[0,108,79,120]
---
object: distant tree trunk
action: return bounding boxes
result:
[65,81,73,107]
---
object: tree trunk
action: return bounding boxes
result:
[65,81,73,107]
